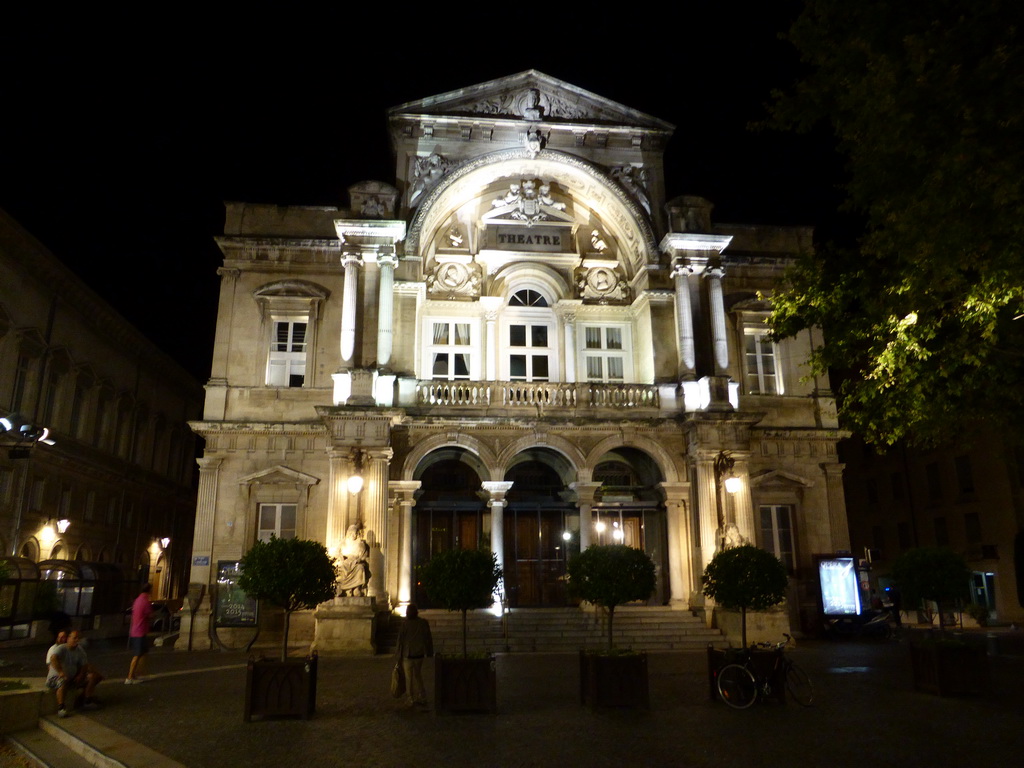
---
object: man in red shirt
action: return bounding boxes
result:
[125,583,153,684]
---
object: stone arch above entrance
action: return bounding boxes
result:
[401,432,500,480]
[585,434,681,484]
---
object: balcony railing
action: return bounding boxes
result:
[414,380,661,412]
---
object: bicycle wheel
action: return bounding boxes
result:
[717,664,757,709]
[785,662,814,706]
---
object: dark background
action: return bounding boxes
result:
[0,5,843,381]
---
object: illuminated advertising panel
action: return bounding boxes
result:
[819,557,862,616]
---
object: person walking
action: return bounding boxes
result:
[125,583,153,684]
[395,604,433,708]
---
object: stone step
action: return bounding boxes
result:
[39,714,187,768]
[8,728,94,768]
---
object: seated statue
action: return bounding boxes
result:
[337,525,371,597]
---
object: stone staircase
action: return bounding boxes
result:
[382,607,726,655]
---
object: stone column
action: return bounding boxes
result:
[731,456,756,546]
[562,313,577,383]
[671,260,696,376]
[363,448,393,601]
[693,456,720,576]
[325,450,353,557]
[481,481,514,596]
[389,480,421,609]
[484,309,498,381]
[190,457,222,586]
[704,265,728,373]
[822,462,850,550]
[658,482,691,606]
[569,481,601,551]
[340,254,361,365]
[376,253,398,367]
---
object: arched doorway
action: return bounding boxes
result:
[591,447,669,605]
[503,449,577,607]
[412,448,488,607]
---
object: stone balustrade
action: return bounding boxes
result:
[413,380,661,412]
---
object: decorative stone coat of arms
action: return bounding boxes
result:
[427,259,481,299]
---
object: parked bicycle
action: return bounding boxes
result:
[716,633,814,709]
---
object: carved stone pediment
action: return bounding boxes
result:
[388,70,674,131]
[239,465,320,487]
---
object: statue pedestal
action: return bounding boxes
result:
[312,597,379,654]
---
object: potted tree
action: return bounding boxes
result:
[419,548,502,713]
[701,545,789,702]
[891,546,986,695]
[237,537,337,720]
[567,544,656,708]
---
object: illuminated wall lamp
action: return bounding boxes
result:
[56,518,71,533]
[160,537,171,549]
[723,476,742,494]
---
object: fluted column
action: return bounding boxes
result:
[325,450,353,557]
[694,457,720,575]
[363,448,393,601]
[658,482,691,606]
[704,265,728,372]
[340,254,361,365]
[481,481,513,597]
[563,313,577,382]
[731,457,756,546]
[389,481,421,608]
[569,481,601,551]
[823,463,850,550]
[671,259,696,376]
[190,457,223,585]
[376,253,398,367]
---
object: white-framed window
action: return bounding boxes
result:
[267,318,307,388]
[427,320,474,380]
[501,289,559,382]
[744,329,781,395]
[580,325,631,382]
[258,503,297,542]
[759,504,795,572]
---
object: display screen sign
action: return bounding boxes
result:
[819,557,862,616]
[214,561,258,627]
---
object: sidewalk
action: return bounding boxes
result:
[3,636,1023,768]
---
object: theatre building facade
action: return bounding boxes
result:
[185,72,849,648]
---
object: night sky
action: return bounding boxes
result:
[1,5,844,382]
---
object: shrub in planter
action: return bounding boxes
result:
[702,545,788,649]
[238,537,337,720]
[419,548,502,713]
[568,545,656,708]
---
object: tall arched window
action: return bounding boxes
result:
[504,289,556,382]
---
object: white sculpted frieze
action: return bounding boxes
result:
[409,153,451,207]
[576,264,629,303]
[427,259,481,298]
[486,179,569,227]
[466,87,591,122]
[610,166,651,213]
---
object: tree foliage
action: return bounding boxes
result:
[238,537,337,660]
[568,545,657,650]
[890,547,969,627]
[702,545,788,648]
[419,548,502,656]
[768,1,1024,446]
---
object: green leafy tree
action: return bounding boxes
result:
[567,545,657,651]
[238,537,337,661]
[702,545,788,649]
[767,0,1024,447]
[419,548,502,657]
[890,547,969,630]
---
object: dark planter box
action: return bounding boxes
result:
[579,650,649,709]
[707,646,786,704]
[434,654,497,713]
[244,653,318,721]
[910,641,989,696]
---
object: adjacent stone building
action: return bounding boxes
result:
[0,207,202,630]
[185,71,850,649]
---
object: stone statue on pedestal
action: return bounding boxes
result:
[337,525,370,597]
